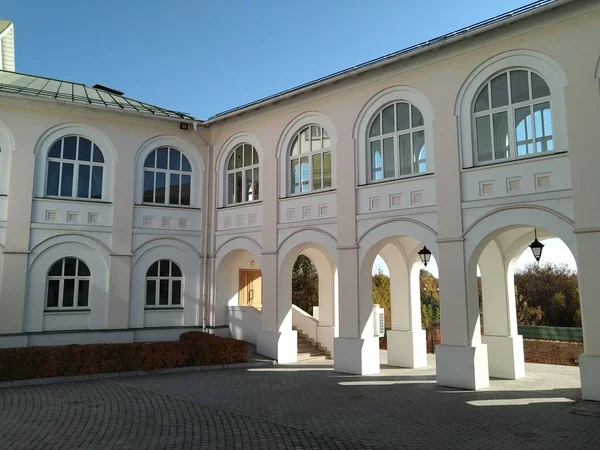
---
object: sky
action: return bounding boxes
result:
[3,0,536,119]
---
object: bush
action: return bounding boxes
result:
[0,332,248,382]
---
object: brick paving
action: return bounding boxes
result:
[1,354,599,449]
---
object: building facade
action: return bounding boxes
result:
[1,0,600,400]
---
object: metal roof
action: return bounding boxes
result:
[0,70,196,121]
[206,0,570,122]
[0,20,12,35]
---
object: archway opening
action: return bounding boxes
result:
[472,227,579,379]
[362,236,438,369]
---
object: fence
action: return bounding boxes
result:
[517,325,583,342]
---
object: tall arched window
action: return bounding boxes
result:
[143,147,192,206]
[46,257,91,309]
[473,69,552,164]
[368,102,426,182]
[45,136,105,200]
[289,125,332,194]
[226,144,259,205]
[145,260,183,308]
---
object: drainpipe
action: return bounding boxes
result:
[193,121,211,332]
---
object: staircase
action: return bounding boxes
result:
[293,326,331,361]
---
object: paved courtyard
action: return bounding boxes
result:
[1,353,599,449]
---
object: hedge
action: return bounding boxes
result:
[0,332,247,382]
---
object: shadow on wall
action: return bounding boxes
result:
[228,306,261,345]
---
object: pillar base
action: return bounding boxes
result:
[482,335,525,379]
[580,354,600,401]
[435,344,489,390]
[317,325,335,357]
[257,330,297,364]
[387,329,427,368]
[333,337,380,375]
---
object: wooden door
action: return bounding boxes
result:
[239,269,262,309]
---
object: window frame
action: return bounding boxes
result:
[288,125,333,196]
[45,257,91,311]
[44,135,106,201]
[145,259,184,309]
[472,68,554,166]
[367,101,427,183]
[225,143,260,206]
[142,147,193,207]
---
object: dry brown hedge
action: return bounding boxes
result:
[0,332,247,382]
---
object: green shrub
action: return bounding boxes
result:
[0,333,248,382]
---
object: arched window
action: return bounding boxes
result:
[143,147,192,206]
[289,125,332,194]
[46,257,91,309]
[226,144,259,205]
[368,102,426,182]
[145,260,183,308]
[473,69,552,164]
[45,136,105,199]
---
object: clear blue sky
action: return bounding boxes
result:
[4,0,534,119]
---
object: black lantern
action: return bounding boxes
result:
[529,229,544,263]
[418,246,432,267]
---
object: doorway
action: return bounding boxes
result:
[239,269,262,309]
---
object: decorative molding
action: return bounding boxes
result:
[573,227,600,235]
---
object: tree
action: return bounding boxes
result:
[515,287,544,325]
[372,269,391,327]
[514,263,580,327]
[291,255,319,314]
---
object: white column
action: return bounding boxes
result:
[435,240,490,390]
[577,231,600,401]
[479,241,525,379]
[383,245,427,368]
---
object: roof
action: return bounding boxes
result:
[0,70,196,121]
[0,20,12,35]
[205,0,572,123]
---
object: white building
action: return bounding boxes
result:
[1,0,600,401]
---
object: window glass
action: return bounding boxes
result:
[91,166,103,199]
[515,106,533,156]
[63,279,75,307]
[63,136,77,160]
[181,174,191,206]
[78,138,92,161]
[244,145,253,166]
[492,111,509,160]
[253,167,260,200]
[46,161,60,196]
[510,70,529,104]
[245,169,253,201]
[159,280,169,305]
[170,174,180,205]
[398,134,412,176]
[64,258,77,276]
[157,148,168,169]
[476,116,492,162]
[235,171,242,203]
[49,260,63,276]
[148,262,158,277]
[143,171,154,203]
[146,280,156,305]
[411,105,424,128]
[300,157,309,192]
[383,137,395,179]
[534,102,552,152]
[155,172,166,203]
[491,73,509,108]
[78,165,90,198]
[171,263,182,277]
[371,141,382,181]
[172,281,182,305]
[412,131,425,173]
[78,261,90,277]
[47,280,60,308]
[78,280,89,307]
[396,103,410,131]
[312,154,322,191]
[531,72,550,99]
[145,150,156,168]
[181,155,192,172]
[169,148,180,170]
[369,114,381,138]
[300,128,310,154]
[93,145,104,163]
[235,146,243,169]
[60,163,74,197]
[291,159,300,193]
[381,105,395,135]
[474,85,489,113]
[159,260,170,277]
[323,152,332,189]
[48,141,61,158]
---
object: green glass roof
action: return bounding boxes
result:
[0,70,196,121]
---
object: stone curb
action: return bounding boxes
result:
[0,359,277,389]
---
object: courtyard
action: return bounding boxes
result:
[0,353,598,449]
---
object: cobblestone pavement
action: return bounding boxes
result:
[1,354,599,449]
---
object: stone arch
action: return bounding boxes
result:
[455,49,569,168]
[33,122,118,201]
[353,85,436,185]
[25,234,111,333]
[276,111,338,197]
[134,135,205,208]
[130,237,201,329]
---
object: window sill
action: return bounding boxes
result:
[280,188,336,200]
[217,200,262,211]
[44,309,91,314]
[37,197,111,205]
[463,150,568,171]
[144,307,184,311]
[358,172,434,188]
[136,203,201,211]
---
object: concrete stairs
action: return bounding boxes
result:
[293,326,331,361]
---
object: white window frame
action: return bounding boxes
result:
[225,143,260,206]
[456,50,568,169]
[145,259,184,309]
[367,102,427,183]
[472,69,553,166]
[45,135,106,201]
[289,125,333,196]
[45,257,91,311]
[142,147,193,207]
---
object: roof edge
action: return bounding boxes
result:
[204,0,576,124]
